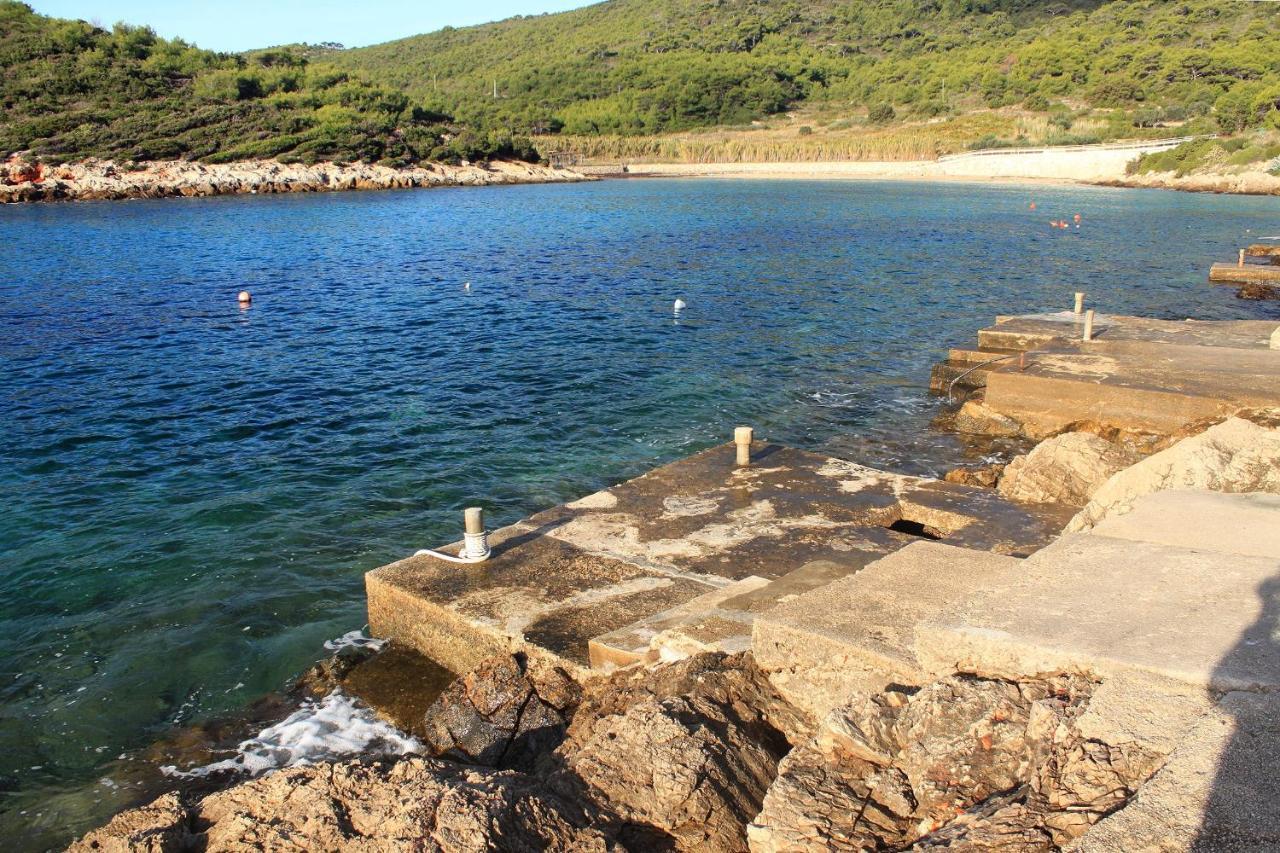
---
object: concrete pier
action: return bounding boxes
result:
[931,313,1280,436]
[1209,262,1280,284]
[365,441,1073,675]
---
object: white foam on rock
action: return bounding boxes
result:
[163,690,420,779]
[323,629,386,652]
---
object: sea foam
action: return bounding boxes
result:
[163,690,420,779]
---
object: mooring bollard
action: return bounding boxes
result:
[461,507,489,560]
[735,426,753,466]
[1083,309,1095,342]
[1074,292,1084,314]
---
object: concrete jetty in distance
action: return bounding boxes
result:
[933,312,1280,437]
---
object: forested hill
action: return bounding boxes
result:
[3,0,1279,168]
[0,1,538,165]
[335,0,1280,138]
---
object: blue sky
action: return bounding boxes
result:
[29,1,592,52]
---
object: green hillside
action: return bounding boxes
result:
[335,0,1280,141]
[3,0,1279,168]
[0,1,537,165]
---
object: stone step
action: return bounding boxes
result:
[588,576,770,670]
[751,541,1025,720]
[1085,490,1280,559]
[915,531,1280,693]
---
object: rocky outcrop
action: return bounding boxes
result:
[0,156,588,203]
[421,653,580,773]
[70,792,194,852]
[953,400,1023,437]
[997,432,1140,506]
[564,651,810,752]
[1067,416,1280,531]
[69,757,609,852]
[563,694,781,852]
[748,674,1159,852]
[1101,167,1280,197]
[944,463,1006,489]
[70,652,1175,853]
[1237,282,1280,300]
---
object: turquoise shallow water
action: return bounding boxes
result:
[2,178,1278,846]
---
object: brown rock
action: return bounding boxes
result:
[1237,282,1280,300]
[997,432,1140,506]
[421,653,580,773]
[68,792,192,853]
[944,464,1005,489]
[1067,416,1280,531]
[747,675,1100,852]
[566,651,810,753]
[954,401,1023,438]
[72,758,610,852]
[564,694,780,853]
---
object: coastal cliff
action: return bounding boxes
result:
[0,157,590,203]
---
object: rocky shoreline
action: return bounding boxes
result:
[1097,166,1280,196]
[0,157,590,203]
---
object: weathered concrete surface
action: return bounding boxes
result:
[978,314,1278,353]
[1089,491,1280,559]
[938,314,1280,438]
[1209,262,1280,284]
[1067,416,1280,532]
[915,531,1280,693]
[752,542,1025,720]
[367,529,714,674]
[368,442,1071,675]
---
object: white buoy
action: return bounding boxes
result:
[463,281,471,292]
[673,298,687,315]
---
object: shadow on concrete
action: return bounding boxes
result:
[1193,575,1280,849]
[489,515,574,557]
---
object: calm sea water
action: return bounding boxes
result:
[2,178,1278,846]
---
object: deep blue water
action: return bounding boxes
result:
[2,178,1278,846]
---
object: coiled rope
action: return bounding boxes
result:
[414,530,491,564]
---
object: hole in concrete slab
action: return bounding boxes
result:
[887,519,944,540]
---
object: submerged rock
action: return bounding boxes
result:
[997,432,1139,506]
[1067,416,1280,531]
[1237,282,1280,300]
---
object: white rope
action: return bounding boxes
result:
[414,530,491,564]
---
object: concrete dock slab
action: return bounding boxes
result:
[915,532,1280,693]
[1209,262,1280,284]
[937,314,1280,437]
[752,541,1025,719]
[367,441,1073,676]
[1089,490,1280,559]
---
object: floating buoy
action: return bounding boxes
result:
[673,298,687,315]
[1029,202,1036,210]
[238,290,252,306]
[463,281,471,292]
